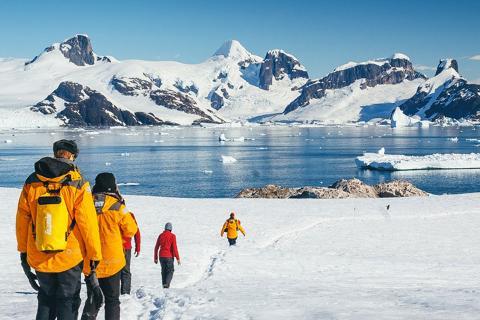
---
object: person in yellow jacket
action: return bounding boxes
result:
[82,173,138,320]
[16,139,102,320]
[220,212,246,246]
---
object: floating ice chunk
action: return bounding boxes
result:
[466,138,480,143]
[232,136,245,142]
[4,139,12,144]
[391,107,420,128]
[0,157,16,161]
[448,137,459,143]
[202,170,213,174]
[120,153,130,157]
[256,147,268,150]
[221,155,237,163]
[105,162,112,166]
[154,140,164,143]
[378,147,385,155]
[85,131,100,135]
[219,133,228,141]
[356,152,480,171]
[118,182,140,186]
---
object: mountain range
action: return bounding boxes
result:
[0,34,478,128]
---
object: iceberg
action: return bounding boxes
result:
[221,155,237,163]
[356,150,480,171]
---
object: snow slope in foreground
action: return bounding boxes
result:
[1,187,480,319]
[356,151,480,171]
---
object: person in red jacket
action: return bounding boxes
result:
[121,212,141,295]
[154,222,180,288]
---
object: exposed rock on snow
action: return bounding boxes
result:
[284,54,426,115]
[356,151,480,171]
[399,59,480,121]
[31,81,177,126]
[374,180,428,197]
[236,179,427,198]
[259,50,308,90]
[111,76,153,96]
[149,89,222,124]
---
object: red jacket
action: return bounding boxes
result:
[154,230,179,261]
[123,213,141,253]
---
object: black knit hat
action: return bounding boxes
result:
[93,172,117,193]
[53,139,79,158]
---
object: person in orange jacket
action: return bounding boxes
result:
[220,212,246,246]
[81,173,138,320]
[120,213,141,295]
[16,139,102,320]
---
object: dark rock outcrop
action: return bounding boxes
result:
[150,89,223,123]
[31,81,177,126]
[330,178,377,198]
[59,35,95,66]
[236,178,428,199]
[111,77,153,96]
[399,59,480,120]
[259,50,308,90]
[435,59,459,76]
[284,55,426,114]
[374,180,428,197]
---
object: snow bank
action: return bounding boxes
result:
[2,187,480,319]
[356,150,480,171]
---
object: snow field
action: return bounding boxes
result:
[1,188,480,319]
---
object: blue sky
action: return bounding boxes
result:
[1,0,479,81]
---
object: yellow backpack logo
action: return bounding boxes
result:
[34,178,75,252]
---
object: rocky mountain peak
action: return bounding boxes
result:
[435,59,459,76]
[59,34,95,66]
[259,49,308,90]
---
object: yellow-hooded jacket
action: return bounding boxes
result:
[220,218,246,239]
[16,157,102,273]
[84,193,137,278]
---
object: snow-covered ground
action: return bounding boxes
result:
[2,187,480,319]
[356,150,480,171]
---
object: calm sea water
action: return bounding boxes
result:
[1,125,480,197]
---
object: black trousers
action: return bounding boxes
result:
[35,262,83,320]
[159,258,174,288]
[120,249,132,295]
[82,271,121,320]
[228,237,237,246]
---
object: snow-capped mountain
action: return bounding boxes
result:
[1,34,479,128]
[0,35,307,127]
[397,59,480,121]
[272,54,427,123]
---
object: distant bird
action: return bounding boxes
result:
[386,204,390,210]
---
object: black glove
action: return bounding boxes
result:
[85,265,103,311]
[20,253,39,291]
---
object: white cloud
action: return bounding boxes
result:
[469,55,480,61]
[414,65,436,71]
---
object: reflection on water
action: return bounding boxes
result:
[1,125,479,197]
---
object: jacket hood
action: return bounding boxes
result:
[34,157,74,179]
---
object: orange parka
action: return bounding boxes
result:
[84,193,138,278]
[16,157,102,273]
[220,218,246,239]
